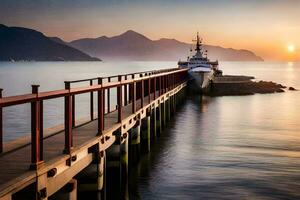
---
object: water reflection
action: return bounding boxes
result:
[129,94,300,200]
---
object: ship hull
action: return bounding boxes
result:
[188,71,213,93]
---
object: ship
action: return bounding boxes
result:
[178,33,220,92]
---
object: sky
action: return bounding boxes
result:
[1,0,300,61]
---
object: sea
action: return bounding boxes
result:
[0,61,300,199]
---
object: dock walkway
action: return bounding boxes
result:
[0,68,188,199]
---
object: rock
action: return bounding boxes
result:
[208,79,287,96]
[289,87,296,91]
[279,84,287,89]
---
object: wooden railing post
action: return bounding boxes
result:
[129,74,133,103]
[0,89,3,153]
[162,75,164,94]
[117,75,123,123]
[98,78,104,134]
[148,77,151,103]
[30,85,44,169]
[72,93,75,128]
[153,77,156,100]
[90,80,94,120]
[165,75,167,92]
[64,82,73,154]
[107,77,111,113]
[131,80,136,113]
[124,75,128,106]
[64,81,75,128]
[172,73,174,89]
[159,76,162,96]
[163,75,165,94]
[141,78,144,108]
[168,74,170,90]
[166,75,168,92]
[170,74,172,90]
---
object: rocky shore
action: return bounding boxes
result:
[207,75,295,96]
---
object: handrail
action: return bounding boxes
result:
[0,68,187,107]
[66,67,179,84]
[0,67,188,169]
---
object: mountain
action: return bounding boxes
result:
[49,37,67,45]
[69,30,263,61]
[0,24,100,61]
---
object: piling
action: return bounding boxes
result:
[106,130,129,199]
[51,179,77,200]
[129,122,141,164]
[161,101,166,129]
[166,98,171,122]
[120,133,129,199]
[150,107,157,140]
[156,104,162,137]
[141,115,151,153]
[75,151,106,200]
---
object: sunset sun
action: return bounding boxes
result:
[288,44,295,53]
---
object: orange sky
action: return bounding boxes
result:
[1,0,299,61]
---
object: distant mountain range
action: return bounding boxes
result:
[69,30,263,61]
[0,24,263,62]
[0,24,100,61]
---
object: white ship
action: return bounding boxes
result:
[178,33,219,92]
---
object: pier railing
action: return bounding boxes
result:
[0,68,187,169]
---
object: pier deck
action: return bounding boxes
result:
[0,68,188,199]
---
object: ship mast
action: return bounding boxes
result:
[193,32,203,57]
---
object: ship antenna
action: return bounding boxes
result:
[195,32,201,52]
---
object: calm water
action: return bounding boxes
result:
[1,61,300,199]
[0,61,173,140]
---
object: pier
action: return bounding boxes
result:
[0,68,188,200]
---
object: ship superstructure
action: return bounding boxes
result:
[178,33,219,91]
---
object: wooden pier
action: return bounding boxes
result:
[0,68,188,200]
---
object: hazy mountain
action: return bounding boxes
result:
[0,24,100,61]
[49,37,67,45]
[69,30,263,61]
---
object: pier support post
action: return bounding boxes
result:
[129,122,141,164]
[156,104,162,137]
[161,101,166,129]
[106,142,121,200]
[66,179,77,200]
[76,151,106,200]
[97,151,106,199]
[169,96,174,115]
[166,98,171,122]
[141,116,150,153]
[150,107,157,140]
[106,130,128,200]
[174,91,177,112]
[173,94,176,114]
[51,179,77,200]
[120,133,129,199]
